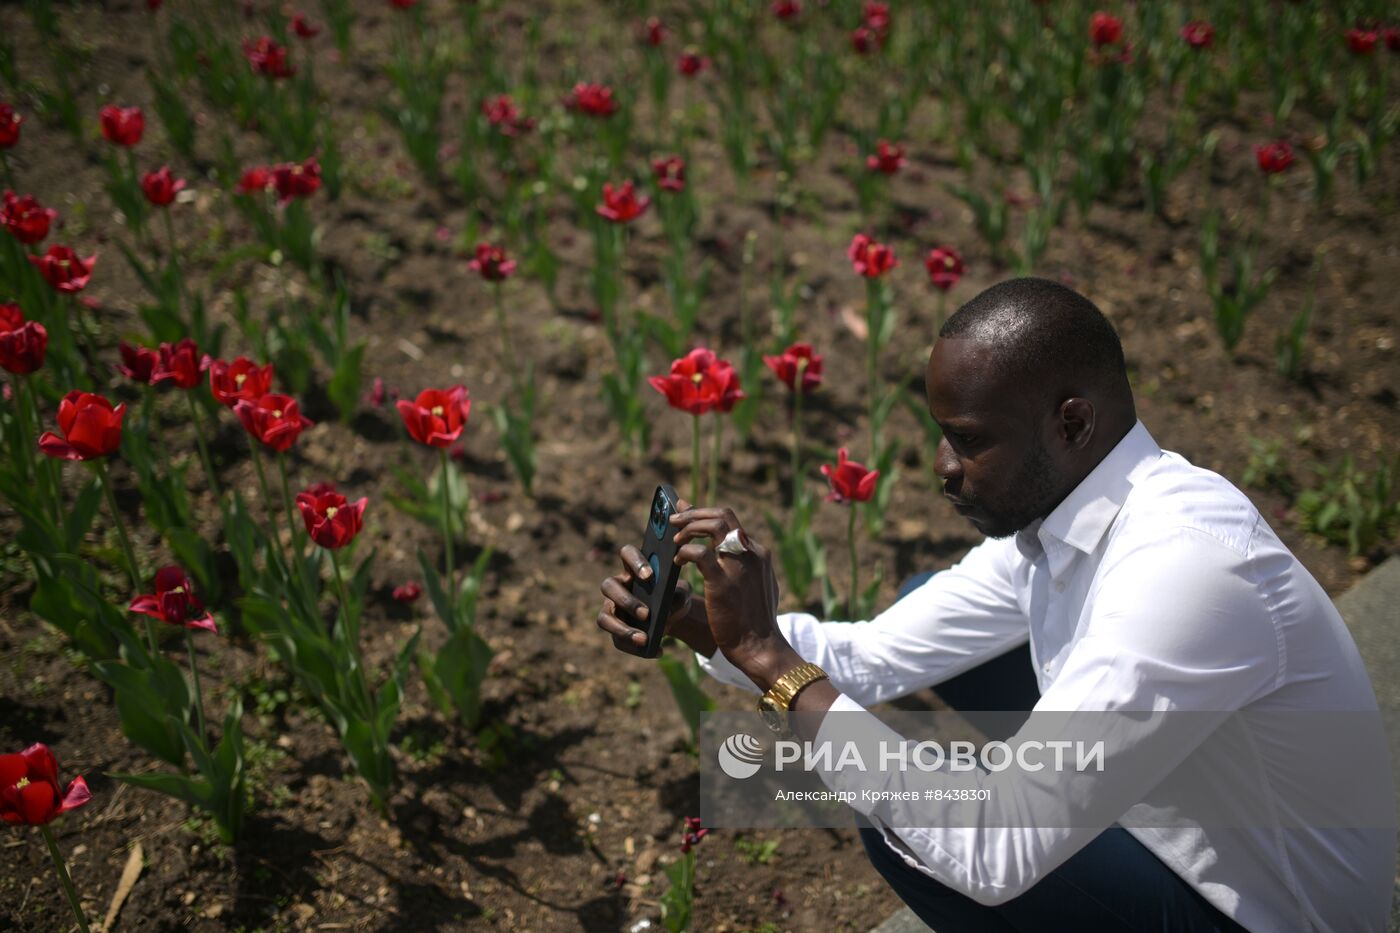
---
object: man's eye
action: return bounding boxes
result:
[951,432,977,447]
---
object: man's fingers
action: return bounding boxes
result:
[597,608,648,648]
[675,541,722,579]
[673,518,730,547]
[601,576,649,621]
[669,506,732,527]
[619,543,651,581]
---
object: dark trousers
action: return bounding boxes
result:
[859,572,1250,932]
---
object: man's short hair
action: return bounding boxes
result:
[939,277,1131,406]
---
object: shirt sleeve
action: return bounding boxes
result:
[810,525,1282,906]
[695,536,1031,705]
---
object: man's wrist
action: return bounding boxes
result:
[731,642,806,695]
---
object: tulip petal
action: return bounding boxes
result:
[18,779,56,824]
[21,744,59,785]
[58,775,91,814]
[0,753,26,787]
[37,432,83,460]
[185,613,219,634]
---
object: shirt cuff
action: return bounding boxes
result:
[694,649,763,694]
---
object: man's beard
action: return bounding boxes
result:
[960,441,1059,539]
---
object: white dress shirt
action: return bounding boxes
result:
[699,420,1396,932]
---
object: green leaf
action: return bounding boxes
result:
[657,655,714,748]
[63,477,103,552]
[327,340,367,422]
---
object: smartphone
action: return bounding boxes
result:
[630,484,683,658]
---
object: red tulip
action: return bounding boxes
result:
[1089,11,1123,47]
[764,343,823,395]
[209,357,274,407]
[99,105,144,146]
[152,338,211,390]
[1254,140,1295,175]
[0,305,47,375]
[850,25,882,54]
[848,233,897,278]
[863,2,890,33]
[244,35,296,77]
[467,243,516,281]
[396,385,471,448]
[129,565,217,633]
[390,0,416,8]
[291,13,320,38]
[0,104,22,148]
[822,447,879,503]
[482,95,534,137]
[772,0,801,21]
[652,156,686,193]
[865,140,905,175]
[38,391,125,461]
[148,0,162,9]
[924,246,965,291]
[236,165,273,195]
[271,157,320,203]
[392,581,423,603]
[117,341,160,384]
[567,82,618,118]
[296,487,367,550]
[140,165,187,207]
[0,744,91,826]
[1180,20,1214,49]
[28,246,97,293]
[642,16,668,46]
[677,50,710,76]
[234,393,313,452]
[1385,27,1399,52]
[1345,28,1378,55]
[649,348,746,416]
[2,190,56,245]
[596,181,650,223]
[680,815,709,853]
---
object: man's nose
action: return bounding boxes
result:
[934,435,961,483]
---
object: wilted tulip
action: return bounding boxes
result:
[649,348,745,416]
[38,391,125,461]
[0,104,22,147]
[129,566,217,633]
[865,140,905,175]
[924,246,965,291]
[467,243,516,281]
[848,233,897,278]
[152,338,211,390]
[234,393,313,452]
[397,385,472,448]
[764,343,823,395]
[140,166,186,207]
[99,105,144,146]
[822,447,879,503]
[0,743,90,826]
[296,487,367,549]
[652,156,686,193]
[0,305,47,375]
[2,191,56,244]
[680,816,709,853]
[1254,140,1295,175]
[209,357,275,407]
[28,246,96,293]
[118,342,160,384]
[596,181,650,223]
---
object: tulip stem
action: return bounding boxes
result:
[708,412,722,506]
[184,392,222,502]
[790,380,804,512]
[94,459,143,592]
[21,378,63,525]
[10,374,35,484]
[492,282,519,397]
[39,825,91,933]
[276,454,305,561]
[0,152,15,191]
[248,442,283,553]
[690,413,702,508]
[185,627,207,745]
[847,504,860,621]
[328,548,360,664]
[439,447,456,620]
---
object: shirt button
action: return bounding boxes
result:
[1043,663,1052,674]
[1054,581,1066,593]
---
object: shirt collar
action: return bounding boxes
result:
[1038,420,1162,559]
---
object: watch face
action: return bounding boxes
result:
[760,706,785,735]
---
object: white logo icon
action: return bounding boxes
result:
[717,732,764,779]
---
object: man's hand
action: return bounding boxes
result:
[669,503,802,693]
[597,543,716,658]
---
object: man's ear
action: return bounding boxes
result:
[1058,398,1095,450]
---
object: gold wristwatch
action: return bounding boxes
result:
[757,662,828,734]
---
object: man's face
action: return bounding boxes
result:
[925,339,1065,539]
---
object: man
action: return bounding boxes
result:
[597,278,1395,931]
